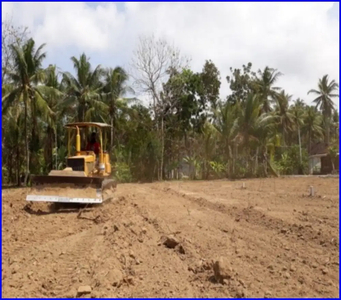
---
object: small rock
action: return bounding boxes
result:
[322,268,328,275]
[312,263,318,269]
[109,269,123,287]
[11,263,20,274]
[213,257,233,283]
[27,271,34,279]
[282,266,287,271]
[129,250,135,259]
[135,259,140,265]
[284,272,290,279]
[264,291,272,298]
[177,244,185,254]
[238,279,246,288]
[80,294,91,298]
[163,235,180,249]
[77,286,92,296]
[64,290,76,298]
[298,276,305,284]
[281,228,288,234]
[126,276,134,285]
[290,265,296,272]
[141,227,147,234]
[91,291,101,298]
[236,287,247,298]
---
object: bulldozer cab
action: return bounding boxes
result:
[65,122,109,156]
[26,122,117,205]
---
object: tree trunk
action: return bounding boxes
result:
[8,151,13,184]
[16,146,21,187]
[24,90,30,186]
[55,127,58,170]
[255,147,259,176]
[160,116,164,181]
[298,126,302,164]
[110,116,114,153]
[324,117,330,144]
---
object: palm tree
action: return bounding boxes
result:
[330,110,339,142]
[213,102,239,175]
[2,38,54,185]
[236,93,262,149]
[252,112,279,176]
[290,98,305,163]
[201,121,219,179]
[301,106,323,151]
[101,67,135,152]
[41,65,65,171]
[255,66,282,113]
[308,75,339,143]
[62,53,107,123]
[274,91,294,146]
[2,104,25,185]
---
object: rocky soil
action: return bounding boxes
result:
[2,177,339,298]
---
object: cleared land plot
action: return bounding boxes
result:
[2,177,339,298]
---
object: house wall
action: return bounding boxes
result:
[309,154,339,175]
[309,156,321,175]
[321,156,332,174]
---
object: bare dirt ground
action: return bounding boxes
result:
[2,177,339,298]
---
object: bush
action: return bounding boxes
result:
[209,161,225,178]
[114,162,133,183]
[276,146,308,175]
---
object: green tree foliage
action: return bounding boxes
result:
[2,32,339,185]
[308,74,339,144]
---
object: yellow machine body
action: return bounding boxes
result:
[26,122,116,204]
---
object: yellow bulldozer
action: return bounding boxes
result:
[26,122,117,204]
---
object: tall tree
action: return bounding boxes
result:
[255,66,282,113]
[130,34,189,179]
[226,62,257,104]
[102,66,134,152]
[2,38,54,185]
[301,106,323,151]
[290,98,305,163]
[274,91,294,146]
[308,74,339,143]
[2,15,29,83]
[213,101,239,176]
[42,65,64,171]
[130,34,189,117]
[200,60,221,111]
[62,53,106,123]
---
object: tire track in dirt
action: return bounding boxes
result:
[144,183,339,297]
[2,178,339,298]
[156,185,339,253]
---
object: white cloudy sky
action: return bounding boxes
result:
[2,2,340,109]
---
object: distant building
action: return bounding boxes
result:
[308,142,339,175]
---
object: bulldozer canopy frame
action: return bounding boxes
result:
[65,122,111,156]
[65,122,112,129]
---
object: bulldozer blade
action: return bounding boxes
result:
[26,175,110,204]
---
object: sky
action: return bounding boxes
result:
[2,1,340,109]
